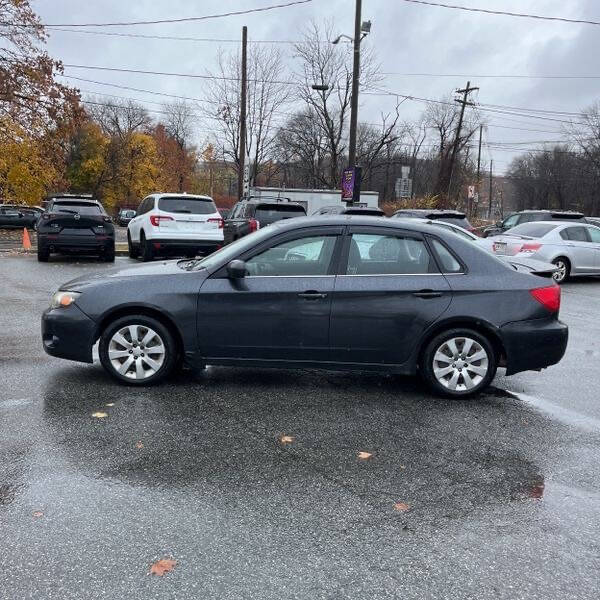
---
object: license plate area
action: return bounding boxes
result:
[493,242,507,254]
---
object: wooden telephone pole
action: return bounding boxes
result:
[237,26,248,200]
[447,81,479,202]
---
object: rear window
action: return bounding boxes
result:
[437,216,472,229]
[52,201,103,215]
[120,210,135,217]
[506,223,558,237]
[255,204,306,221]
[345,209,385,216]
[158,196,216,215]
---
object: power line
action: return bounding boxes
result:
[380,71,600,80]
[399,0,600,26]
[47,27,318,45]
[5,1,313,27]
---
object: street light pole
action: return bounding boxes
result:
[347,0,362,169]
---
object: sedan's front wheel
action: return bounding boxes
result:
[99,316,177,385]
[420,329,497,398]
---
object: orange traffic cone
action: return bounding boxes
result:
[22,227,32,250]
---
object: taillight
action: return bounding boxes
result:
[520,242,541,253]
[530,285,560,312]
[149,215,173,226]
[208,217,224,229]
[249,219,260,233]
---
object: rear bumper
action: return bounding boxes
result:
[501,317,568,375]
[147,238,222,254]
[38,233,114,253]
[41,304,96,363]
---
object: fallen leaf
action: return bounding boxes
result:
[150,558,177,576]
[106,403,115,407]
[279,435,294,444]
[92,412,108,419]
[357,451,373,460]
[393,502,411,512]
[32,511,43,518]
[135,441,144,449]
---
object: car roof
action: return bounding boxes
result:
[270,215,455,234]
[393,209,467,217]
[154,193,213,200]
[519,209,585,217]
[50,197,101,204]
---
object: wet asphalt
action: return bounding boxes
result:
[1,255,599,599]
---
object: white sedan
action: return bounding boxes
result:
[485,221,600,283]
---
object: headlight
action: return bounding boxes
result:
[50,291,81,309]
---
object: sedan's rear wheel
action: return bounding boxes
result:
[552,257,570,283]
[421,329,497,398]
[99,316,177,385]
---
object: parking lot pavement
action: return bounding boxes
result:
[1,255,599,599]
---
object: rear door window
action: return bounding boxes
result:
[563,226,590,242]
[345,233,435,275]
[255,204,306,223]
[158,196,216,215]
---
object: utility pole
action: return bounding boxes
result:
[237,25,248,201]
[488,159,493,219]
[447,81,479,203]
[474,124,482,218]
[348,0,362,169]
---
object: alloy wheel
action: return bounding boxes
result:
[553,260,567,283]
[107,324,166,380]
[432,336,489,392]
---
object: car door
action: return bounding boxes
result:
[329,227,452,366]
[0,208,21,227]
[197,226,343,362]
[585,225,600,272]
[561,226,596,272]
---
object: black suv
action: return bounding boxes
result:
[37,196,115,262]
[313,205,386,217]
[224,198,306,244]
[482,210,587,237]
[391,209,474,232]
[116,208,136,227]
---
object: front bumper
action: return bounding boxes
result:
[41,304,97,363]
[501,317,568,375]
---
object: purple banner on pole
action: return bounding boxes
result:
[341,167,355,201]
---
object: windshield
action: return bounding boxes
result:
[179,224,280,271]
[158,196,216,215]
[121,210,135,217]
[52,201,103,215]
[505,223,558,237]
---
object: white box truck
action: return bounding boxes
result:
[248,187,379,216]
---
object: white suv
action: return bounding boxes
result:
[127,193,224,261]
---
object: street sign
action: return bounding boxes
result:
[468,185,475,199]
[243,163,250,197]
[395,177,412,199]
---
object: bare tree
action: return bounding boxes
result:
[87,98,152,139]
[162,100,197,191]
[204,44,290,187]
[293,20,382,188]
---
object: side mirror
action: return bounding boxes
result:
[227,259,247,279]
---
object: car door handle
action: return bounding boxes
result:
[413,290,443,299]
[298,291,328,300]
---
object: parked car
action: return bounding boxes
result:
[224,198,306,244]
[0,205,43,229]
[217,207,231,220]
[42,216,567,398]
[116,209,136,227]
[37,197,115,262]
[415,218,558,278]
[486,221,600,283]
[312,205,386,217]
[391,209,475,233]
[127,193,224,261]
[482,210,587,238]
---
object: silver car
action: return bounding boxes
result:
[487,221,600,283]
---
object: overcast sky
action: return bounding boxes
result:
[35,0,600,174]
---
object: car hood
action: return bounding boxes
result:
[60,260,195,291]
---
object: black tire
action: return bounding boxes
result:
[552,257,570,284]
[102,249,115,262]
[420,328,497,398]
[127,232,139,259]
[37,244,49,262]
[99,315,177,386]
[140,232,154,262]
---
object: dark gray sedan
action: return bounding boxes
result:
[42,217,568,397]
